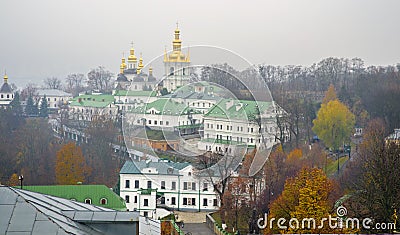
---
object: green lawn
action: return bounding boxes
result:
[325,155,349,176]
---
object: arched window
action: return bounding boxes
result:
[100,198,107,205]
[85,198,92,204]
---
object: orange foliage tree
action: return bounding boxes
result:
[322,84,337,104]
[55,142,88,185]
[268,168,337,234]
[7,173,20,186]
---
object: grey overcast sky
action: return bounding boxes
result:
[1,0,400,87]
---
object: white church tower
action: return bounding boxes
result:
[163,24,191,92]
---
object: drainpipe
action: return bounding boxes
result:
[198,178,201,212]
[178,175,180,211]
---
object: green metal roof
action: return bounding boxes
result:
[114,90,157,97]
[69,94,115,108]
[139,188,157,195]
[129,98,201,116]
[70,94,115,102]
[175,123,202,129]
[135,129,180,141]
[21,185,126,211]
[204,99,272,121]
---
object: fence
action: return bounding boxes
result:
[206,213,238,235]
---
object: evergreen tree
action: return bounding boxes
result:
[39,95,49,117]
[160,87,169,96]
[10,91,22,116]
[25,96,36,116]
[32,103,39,116]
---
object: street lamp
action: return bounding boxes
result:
[18,175,24,189]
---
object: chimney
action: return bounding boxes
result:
[226,99,234,110]
[235,103,243,111]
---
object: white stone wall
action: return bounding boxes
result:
[119,165,219,213]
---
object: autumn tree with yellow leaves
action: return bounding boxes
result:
[55,142,88,185]
[313,86,355,150]
[267,168,338,234]
[322,84,337,104]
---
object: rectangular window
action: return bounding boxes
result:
[191,198,196,206]
[183,182,188,190]
[211,124,213,129]
[171,197,176,205]
[203,183,208,191]
[183,198,188,205]
[203,198,208,206]
[192,182,196,191]
[134,180,139,188]
[160,121,163,125]
[166,121,169,125]
[213,199,218,206]
[148,120,152,124]
[134,196,137,203]
[125,195,130,203]
[147,181,152,189]
[161,181,165,189]
[154,120,158,125]
[171,181,176,190]
[125,180,130,188]
[144,212,148,217]
[144,199,148,206]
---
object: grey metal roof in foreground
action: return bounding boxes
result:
[0,186,139,235]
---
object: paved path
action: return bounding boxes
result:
[180,223,214,235]
[174,211,208,223]
[174,212,214,235]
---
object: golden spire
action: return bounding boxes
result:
[164,46,168,62]
[149,65,153,76]
[173,22,182,52]
[186,46,190,62]
[4,72,8,83]
[128,41,137,64]
[138,53,144,69]
[137,53,144,74]
[120,54,127,74]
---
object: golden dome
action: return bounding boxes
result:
[120,57,127,74]
[138,53,144,69]
[128,47,137,62]
[164,25,190,63]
